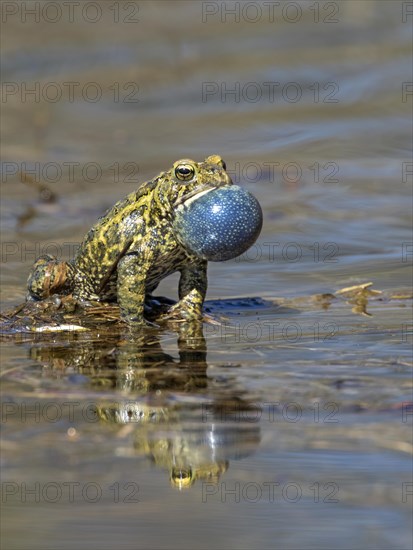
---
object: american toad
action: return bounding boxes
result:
[26,155,232,326]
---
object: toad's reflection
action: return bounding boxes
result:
[99,398,260,490]
[29,323,261,489]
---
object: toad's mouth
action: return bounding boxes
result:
[174,185,217,208]
[174,179,232,208]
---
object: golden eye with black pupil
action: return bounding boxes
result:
[175,163,195,181]
[171,467,193,487]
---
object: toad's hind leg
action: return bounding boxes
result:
[26,255,74,301]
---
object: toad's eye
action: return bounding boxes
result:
[170,467,193,489]
[175,163,196,181]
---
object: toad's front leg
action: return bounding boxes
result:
[117,252,152,326]
[161,261,208,322]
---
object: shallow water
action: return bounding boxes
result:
[1,1,412,549]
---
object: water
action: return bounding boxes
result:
[1,1,412,549]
